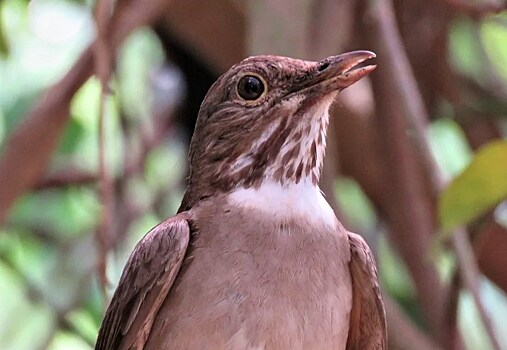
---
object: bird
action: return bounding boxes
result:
[95,51,386,350]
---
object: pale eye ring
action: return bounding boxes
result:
[236,74,267,101]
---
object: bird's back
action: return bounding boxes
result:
[145,195,353,350]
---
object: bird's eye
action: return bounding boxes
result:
[237,75,266,101]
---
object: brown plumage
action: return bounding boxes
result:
[96,52,386,349]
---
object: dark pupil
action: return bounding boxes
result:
[238,76,265,100]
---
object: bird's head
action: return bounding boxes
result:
[184,51,376,207]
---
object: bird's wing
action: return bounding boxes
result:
[346,232,387,350]
[95,213,191,350]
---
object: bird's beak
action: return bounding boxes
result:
[317,50,376,89]
[289,51,376,96]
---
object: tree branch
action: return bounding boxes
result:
[365,0,446,337]
[368,0,443,191]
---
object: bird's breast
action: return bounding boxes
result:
[146,196,352,350]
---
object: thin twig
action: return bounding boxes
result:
[33,169,97,190]
[94,0,115,294]
[369,0,501,348]
[452,227,502,350]
[443,271,461,350]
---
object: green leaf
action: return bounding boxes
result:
[439,140,507,232]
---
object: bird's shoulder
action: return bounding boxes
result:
[95,212,191,350]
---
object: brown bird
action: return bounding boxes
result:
[95,51,386,350]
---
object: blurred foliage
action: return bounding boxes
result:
[0,1,506,349]
[0,1,173,349]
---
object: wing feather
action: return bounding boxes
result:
[346,232,387,350]
[95,213,191,350]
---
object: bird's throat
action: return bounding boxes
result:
[224,98,337,227]
[228,94,333,189]
[227,179,337,228]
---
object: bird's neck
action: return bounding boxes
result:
[180,96,333,212]
[227,179,337,228]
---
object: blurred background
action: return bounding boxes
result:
[0,0,507,349]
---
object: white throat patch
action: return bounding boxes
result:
[227,180,337,228]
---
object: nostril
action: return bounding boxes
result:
[317,61,330,72]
